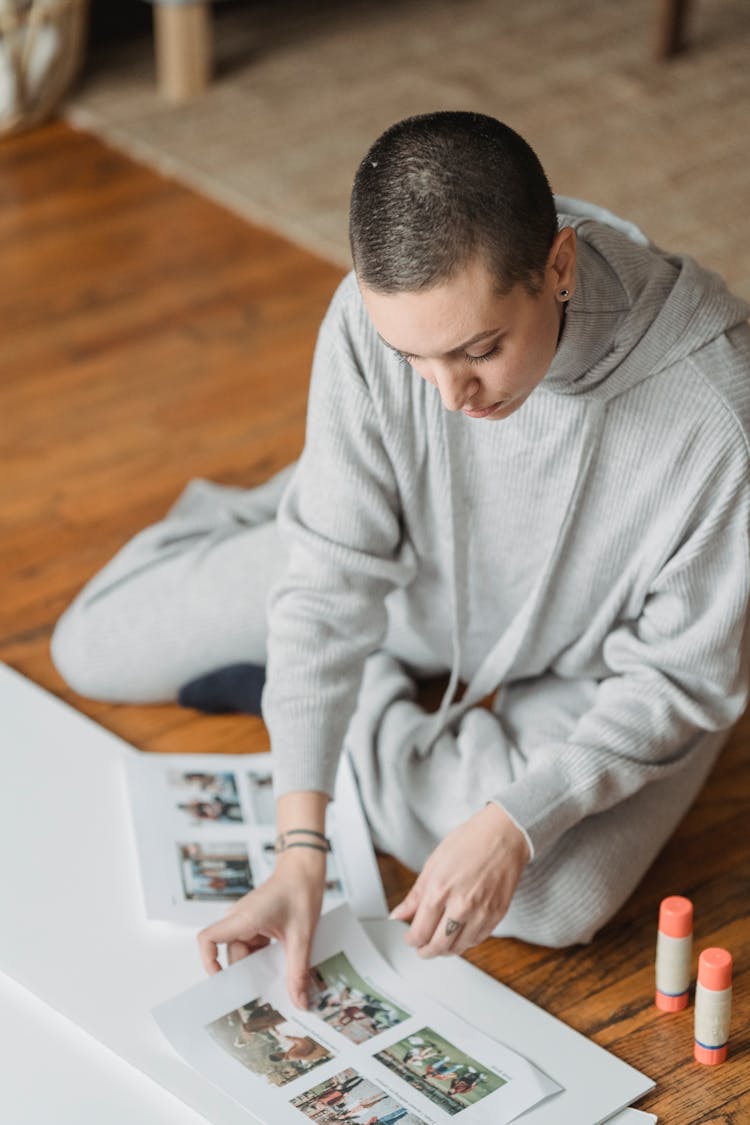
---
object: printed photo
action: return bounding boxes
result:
[375,1028,506,1116]
[168,769,243,824]
[246,768,275,823]
[206,997,333,1087]
[321,849,344,898]
[307,952,410,1044]
[291,1067,428,1124]
[178,842,253,901]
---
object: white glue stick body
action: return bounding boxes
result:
[655,895,693,1012]
[694,947,732,1066]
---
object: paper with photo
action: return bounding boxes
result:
[153,904,561,1124]
[125,749,385,925]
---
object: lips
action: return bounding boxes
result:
[461,400,506,419]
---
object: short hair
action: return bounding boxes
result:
[349,111,558,295]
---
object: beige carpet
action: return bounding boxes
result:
[65,0,750,299]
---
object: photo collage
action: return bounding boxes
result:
[153,907,560,1125]
[170,766,343,906]
[204,947,506,1122]
[125,750,387,925]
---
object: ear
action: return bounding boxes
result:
[547,226,577,296]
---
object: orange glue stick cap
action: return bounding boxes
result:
[694,1043,728,1066]
[655,990,688,1013]
[658,895,693,938]
[697,947,732,991]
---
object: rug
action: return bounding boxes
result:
[64,0,750,298]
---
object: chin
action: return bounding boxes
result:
[488,398,526,421]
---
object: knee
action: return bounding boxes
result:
[51,594,184,704]
[494,846,628,948]
[50,603,119,701]
[529,907,605,949]
[495,897,612,949]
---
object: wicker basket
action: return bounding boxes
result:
[0,0,88,136]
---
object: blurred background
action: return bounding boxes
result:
[5,0,748,293]
[3,0,749,686]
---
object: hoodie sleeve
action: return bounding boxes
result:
[262,281,411,799]
[494,437,750,860]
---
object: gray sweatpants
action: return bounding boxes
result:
[52,469,724,946]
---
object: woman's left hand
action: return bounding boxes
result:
[389,802,531,957]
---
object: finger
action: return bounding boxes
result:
[405,895,445,952]
[197,914,252,975]
[285,928,314,1009]
[197,926,222,975]
[418,910,474,959]
[456,897,514,955]
[248,933,272,954]
[228,940,252,965]
[449,920,490,957]
[450,892,513,956]
[390,883,420,922]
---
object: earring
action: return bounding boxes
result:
[559,288,570,300]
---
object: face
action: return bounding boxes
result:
[359,230,576,422]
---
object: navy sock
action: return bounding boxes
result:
[178,663,266,717]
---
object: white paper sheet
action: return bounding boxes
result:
[1,663,655,1124]
[0,969,212,1125]
[367,918,656,1124]
[154,904,561,1124]
[125,748,386,924]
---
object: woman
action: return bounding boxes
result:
[52,112,750,1008]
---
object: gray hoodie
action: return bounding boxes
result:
[263,198,750,859]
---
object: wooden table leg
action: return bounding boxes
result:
[656,0,692,59]
[153,2,212,104]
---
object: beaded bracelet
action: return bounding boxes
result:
[274,828,332,855]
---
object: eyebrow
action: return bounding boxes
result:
[380,327,503,360]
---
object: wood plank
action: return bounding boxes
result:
[1,120,747,1121]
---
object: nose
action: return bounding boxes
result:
[431,365,479,412]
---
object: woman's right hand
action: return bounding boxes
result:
[197,845,328,1008]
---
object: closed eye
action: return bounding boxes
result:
[394,344,501,366]
[465,345,500,365]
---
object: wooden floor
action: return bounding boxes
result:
[2,121,748,1122]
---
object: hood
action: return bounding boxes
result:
[420,197,748,757]
[543,195,750,401]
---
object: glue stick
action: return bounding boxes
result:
[655,895,693,1011]
[694,947,732,1065]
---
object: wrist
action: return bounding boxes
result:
[276,790,328,834]
[274,828,331,855]
[273,792,332,881]
[275,844,328,880]
[482,801,531,865]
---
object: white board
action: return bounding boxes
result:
[1,663,654,1123]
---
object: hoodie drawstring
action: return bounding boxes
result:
[419,399,606,755]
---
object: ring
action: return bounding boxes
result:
[445,918,464,938]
